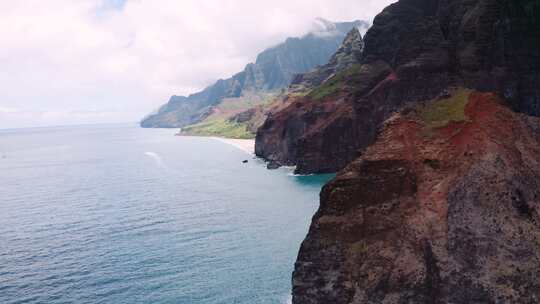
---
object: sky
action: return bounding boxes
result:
[0,0,396,129]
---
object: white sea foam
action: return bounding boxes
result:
[284,294,292,304]
[144,151,164,167]
[211,137,254,155]
[287,172,314,177]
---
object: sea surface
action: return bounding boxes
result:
[0,124,333,304]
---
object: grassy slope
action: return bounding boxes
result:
[419,88,472,129]
[179,92,276,139]
[308,64,361,100]
[180,64,367,138]
[181,119,254,139]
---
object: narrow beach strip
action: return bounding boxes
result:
[211,137,255,155]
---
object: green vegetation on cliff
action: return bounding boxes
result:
[181,119,254,139]
[308,64,361,100]
[216,94,273,112]
[178,93,274,139]
[419,88,472,129]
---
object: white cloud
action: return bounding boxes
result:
[0,0,395,129]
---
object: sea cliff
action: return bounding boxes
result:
[256,0,540,175]
[293,90,540,303]
[256,0,540,303]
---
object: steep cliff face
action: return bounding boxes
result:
[293,90,540,303]
[255,0,540,174]
[255,28,369,171]
[288,0,540,303]
[290,27,364,92]
[140,19,368,128]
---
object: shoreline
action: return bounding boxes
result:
[175,131,255,155]
[211,137,255,155]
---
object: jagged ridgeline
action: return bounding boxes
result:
[140,19,369,130]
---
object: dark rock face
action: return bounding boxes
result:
[289,1,540,303]
[255,0,540,174]
[140,20,368,128]
[255,28,377,173]
[293,92,540,303]
[229,108,257,124]
[290,27,364,92]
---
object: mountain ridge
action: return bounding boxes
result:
[180,26,367,140]
[140,19,369,129]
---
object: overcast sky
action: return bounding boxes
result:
[0,0,395,129]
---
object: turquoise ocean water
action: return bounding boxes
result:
[0,124,332,304]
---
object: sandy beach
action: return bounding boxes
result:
[212,137,255,155]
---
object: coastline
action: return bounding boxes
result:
[211,137,255,155]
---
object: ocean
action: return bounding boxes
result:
[0,124,333,304]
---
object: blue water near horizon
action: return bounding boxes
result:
[0,124,333,304]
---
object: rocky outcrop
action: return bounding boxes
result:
[293,90,540,303]
[255,0,540,174]
[290,27,364,92]
[255,27,370,171]
[256,61,394,172]
[140,19,368,128]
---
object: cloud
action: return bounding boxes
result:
[0,0,396,129]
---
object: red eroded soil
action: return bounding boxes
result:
[361,92,534,213]
[293,91,540,302]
